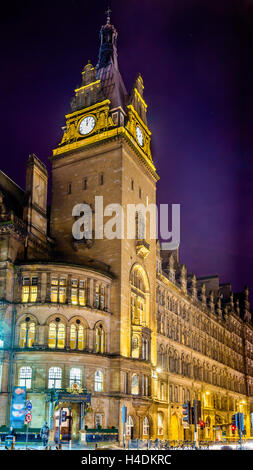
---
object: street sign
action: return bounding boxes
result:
[25,412,32,423]
[26,401,32,411]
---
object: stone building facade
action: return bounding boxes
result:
[0,13,252,443]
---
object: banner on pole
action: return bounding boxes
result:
[10,386,26,429]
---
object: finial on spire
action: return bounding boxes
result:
[105,6,111,24]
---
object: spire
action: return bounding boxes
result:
[97,7,118,70]
[96,8,128,110]
[105,6,112,25]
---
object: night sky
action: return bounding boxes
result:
[0,0,252,299]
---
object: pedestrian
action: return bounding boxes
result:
[40,421,49,446]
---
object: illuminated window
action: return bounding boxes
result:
[59,278,66,303]
[48,367,62,389]
[19,321,35,348]
[157,412,164,435]
[19,366,32,389]
[131,374,139,395]
[143,416,150,436]
[94,284,105,310]
[70,323,85,350]
[48,322,65,349]
[95,325,105,353]
[70,324,77,349]
[71,279,86,306]
[48,323,57,348]
[94,370,103,392]
[21,277,38,303]
[57,323,65,349]
[30,278,38,302]
[51,278,58,302]
[78,325,85,350]
[69,368,81,387]
[79,280,86,306]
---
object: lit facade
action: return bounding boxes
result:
[0,13,253,443]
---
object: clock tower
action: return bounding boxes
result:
[50,10,159,377]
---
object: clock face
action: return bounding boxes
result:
[136,125,144,147]
[79,115,96,135]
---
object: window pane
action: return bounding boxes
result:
[48,323,56,348]
[70,324,76,349]
[57,323,65,349]
[28,323,35,348]
[19,323,27,347]
[22,286,29,303]
[78,325,84,350]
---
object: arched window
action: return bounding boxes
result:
[157,412,164,435]
[19,321,35,348]
[69,368,81,387]
[70,323,85,350]
[126,416,134,437]
[48,322,65,349]
[18,366,32,389]
[130,266,149,327]
[48,367,62,389]
[94,370,103,392]
[143,416,150,436]
[95,324,105,353]
[131,374,139,395]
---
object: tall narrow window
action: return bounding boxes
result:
[70,324,77,350]
[51,277,58,302]
[48,367,62,389]
[21,277,38,302]
[131,374,139,395]
[131,179,134,190]
[99,173,104,185]
[48,322,65,349]
[69,368,81,387]
[95,325,105,353]
[143,417,150,436]
[83,177,87,190]
[57,323,65,349]
[94,370,103,392]
[19,366,32,389]
[19,321,35,348]
[67,183,72,194]
[59,278,66,303]
[48,323,57,348]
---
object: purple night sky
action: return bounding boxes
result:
[0,0,252,299]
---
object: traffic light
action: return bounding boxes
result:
[199,420,205,430]
[192,400,202,424]
[231,424,236,434]
[238,413,244,433]
[61,410,67,422]
[182,401,191,424]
